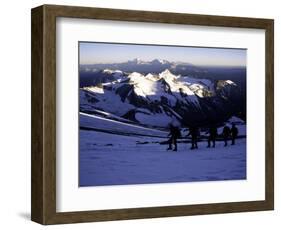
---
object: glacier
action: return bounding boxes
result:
[79,113,246,186]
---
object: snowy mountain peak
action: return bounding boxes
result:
[151,58,169,65]
[225,80,237,86]
[129,58,146,65]
[159,69,179,82]
[216,80,237,91]
[145,73,157,81]
[128,58,170,65]
[102,68,114,74]
[128,72,145,83]
[103,69,123,74]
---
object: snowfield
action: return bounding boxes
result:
[79,113,246,187]
[80,112,167,137]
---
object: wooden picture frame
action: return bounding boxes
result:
[31,4,274,225]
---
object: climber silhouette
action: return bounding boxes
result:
[231,123,239,145]
[187,126,199,150]
[222,125,231,146]
[167,124,181,152]
[206,126,218,148]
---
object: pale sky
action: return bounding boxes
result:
[79,42,246,67]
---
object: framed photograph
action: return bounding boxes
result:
[31,4,274,225]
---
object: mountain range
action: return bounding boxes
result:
[79,58,205,87]
[80,68,244,128]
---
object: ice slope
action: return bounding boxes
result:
[80,112,168,138]
[80,88,135,116]
[79,129,246,186]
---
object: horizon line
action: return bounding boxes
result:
[79,59,246,68]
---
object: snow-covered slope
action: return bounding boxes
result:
[80,112,168,138]
[79,128,246,186]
